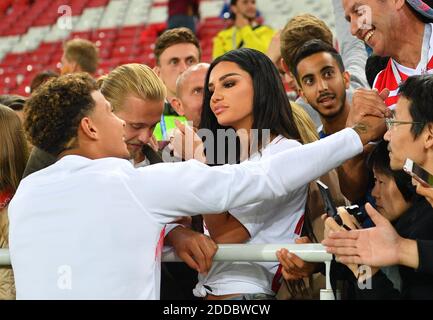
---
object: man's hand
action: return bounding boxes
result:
[169,120,206,163]
[347,88,391,126]
[322,208,360,275]
[416,183,433,207]
[322,203,403,267]
[276,237,318,281]
[165,226,218,274]
[347,88,392,145]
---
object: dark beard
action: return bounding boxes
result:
[317,91,347,121]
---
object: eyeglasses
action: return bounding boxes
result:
[385,118,424,130]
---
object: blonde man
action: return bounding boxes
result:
[60,38,99,75]
[99,64,165,167]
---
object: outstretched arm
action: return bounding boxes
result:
[322,203,420,269]
[134,111,387,225]
[137,128,364,225]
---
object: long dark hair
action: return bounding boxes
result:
[199,48,301,164]
[200,49,315,296]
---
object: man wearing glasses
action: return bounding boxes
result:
[324,75,433,297]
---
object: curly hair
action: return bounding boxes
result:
[24,73,98,156]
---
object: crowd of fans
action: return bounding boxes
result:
[1,0,433,300]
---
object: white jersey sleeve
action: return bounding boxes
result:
[229,137,303,238]
[129,128,362,225]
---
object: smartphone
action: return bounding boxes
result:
[316,180,338,218]
[403,158,433,188]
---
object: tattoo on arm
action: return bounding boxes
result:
[352,123,368,135]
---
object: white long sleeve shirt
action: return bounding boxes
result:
[8,128,362,299]
[194,136,307,297]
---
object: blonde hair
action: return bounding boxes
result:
[281,14,333,71]
[0,104,28,192]
[291,102,319,144]
[98,64,166,111]
[64,38,99,74]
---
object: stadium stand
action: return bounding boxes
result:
[0,0,336,96]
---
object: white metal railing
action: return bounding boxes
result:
[162,243,332,262]
[0,244,336,300]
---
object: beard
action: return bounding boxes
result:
[315,91,347,121]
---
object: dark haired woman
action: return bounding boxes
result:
[191,48,313,300]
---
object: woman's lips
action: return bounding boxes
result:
[213,106,228,115]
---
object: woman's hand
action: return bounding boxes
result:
[169,120,206,163]
[276,237,318,281]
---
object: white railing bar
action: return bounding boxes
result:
[0,244,332,266]
[162,243,332,262]
[0,245,336,300]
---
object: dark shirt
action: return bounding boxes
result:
[354,195,433,299]
[418,239,433,275]
[168,0,199,17]
[23,147,56,179]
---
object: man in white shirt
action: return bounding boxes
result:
[10,73,386,299]
[343,0,433,109]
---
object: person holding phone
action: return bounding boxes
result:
[329,140,433,299]
[278,141,421,298]
[324,74,433,281]
[403,158,433,206]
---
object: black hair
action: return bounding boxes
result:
[30,70,59,93]
[365,55,390,88]
[199,48,301,164]
[200,48,317,295]
[367,140,416,202]
[291,39,345,85]
[398,74,433,138]
[0,94,26,111]
[230,0,238,20]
